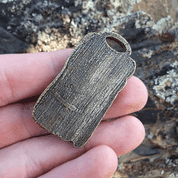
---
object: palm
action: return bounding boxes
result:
[0,49,147,178]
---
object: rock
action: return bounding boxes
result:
[0,0,70,44]
[152,61,178,105]
[169,22,178,42]
[0,27,29,54]
[152,16,174,34]
[132,0,178,22]
[0,0,178,177]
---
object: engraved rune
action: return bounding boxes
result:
[54,92,78,112]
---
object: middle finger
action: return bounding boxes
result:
[0,76,147,148]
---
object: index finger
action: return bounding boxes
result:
[0,49,73,107]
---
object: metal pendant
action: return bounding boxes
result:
[32,32,136,148]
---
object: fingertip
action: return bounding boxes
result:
[121,76,148,113]
[48,49,73,75]
[131,76,148,111]
[119,115,145,155]
[104,76,148,119]
[39,145,118,178]
[89,115,145,157]
[92,145,118,178]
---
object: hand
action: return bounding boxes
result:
[0,49,148,178]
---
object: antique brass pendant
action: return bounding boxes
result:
[32,32,136,148]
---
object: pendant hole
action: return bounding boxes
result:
[106,37,126,52]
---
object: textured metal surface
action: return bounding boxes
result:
[32,32,136,148]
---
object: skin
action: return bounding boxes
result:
[0,49,148,178]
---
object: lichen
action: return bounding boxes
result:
[1,0,15,3]
[152,61,178,105]
[152,15,174,34]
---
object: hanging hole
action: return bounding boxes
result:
[106,37,126,52]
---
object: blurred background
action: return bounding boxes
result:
[0,0,178,177]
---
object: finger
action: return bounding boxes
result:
[86,116,145,155]
[0,49,73,107]
[104,76,148,119]
[0,116,144,177]
[0,75,147,148]
[39,145,117,178]
[0,102,48,149]
[0,76,146,148]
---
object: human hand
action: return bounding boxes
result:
[0,49,147,178]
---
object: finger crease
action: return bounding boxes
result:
[21,141,46,178]
[48,53,58,78]
[21,105,32,138]
[0,68,14,106]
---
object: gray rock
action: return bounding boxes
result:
[0,27,29,54]
[169,22,178,42]
[152,61,178,105]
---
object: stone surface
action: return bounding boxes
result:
[0,27,29,54]
[0,0,178,177]
[133,0,178,22]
